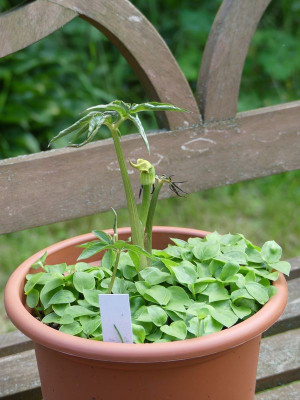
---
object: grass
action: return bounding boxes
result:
[1,170,299,333]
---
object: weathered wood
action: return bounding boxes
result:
[255,381,300,400]
[0,0,76,57]
[288,257,300,280]
[0,330,32,358]
[263,278,300,337]
[0,0,199,130]
[197,0,271,121]
[0,100,299,234]
[256,328,300,392]
[0,349,41,400]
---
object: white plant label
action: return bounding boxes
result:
[98,294,133,343]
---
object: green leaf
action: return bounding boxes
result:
[202,282,230,302]
[40,277,64,307]
[66,305,98,317]
[26,288,39,308]
[127,113,149,153]
[42,312,61,324]
[59,315,75,324]
[220,262,240,281]
[245,247,263,263]
[92,230,112,244]
[231,288,254,302]
[81,316,101,335]
[130,296,145,315]
[231,303,252,319]
[59,322,82,336]
[130,102,186,114]
[160,321,187,340]
[203,316,223,335]
[193,242,220,261]
[132,323,146,343]
[170,238,188,247]
[73,272,95,293]
[83,289,102,307]
[48,289,76,305]
[165,286,191,312]
[24,272,44,294]
[135,281,151,296]
[144,285,171,306]
[147,305,168,326]
[123,264,138,280]
[77,242,109,260]
[86,100,129,117]
[187,317,204,337]
[52,303,70,316]
[31,251,47,270]
[101,249,115,269]
[44,263,67,274]
[221,251,247,265]
[245,282,269,305]
[146,328,162,342]
[261,241,282,264]
[140,267,170,285]
[210,301,238,328]
[269,261,291,276]
[172,264,197,285]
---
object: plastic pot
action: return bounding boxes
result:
[5,226,288,400]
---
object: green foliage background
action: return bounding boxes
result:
[0,0,299,332]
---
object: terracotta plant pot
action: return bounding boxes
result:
[5,226,288,400]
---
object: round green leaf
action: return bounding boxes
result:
[59,322,82,335]
[26,288,39,308]
[261,241,282,264]
[173,265,197,285]
[144,285,171,306]
[245,282,269,305]
[73,271,95,293]
[160,321,187,340]
[148,305,168,326]
[48,289,76,305]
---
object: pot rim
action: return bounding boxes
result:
[5,226,288,363]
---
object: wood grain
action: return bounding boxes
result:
[0,330,33,358]
[256,328,300,391]
[0,100,299,234]
[0,349,41,399]
[0,0,76,57]
[255,381,300,400]
[197,0,271,121]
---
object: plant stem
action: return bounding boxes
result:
[109,126,147,270]
[140,184,151,227]
[144,179,164,257]
[107,250,121,294]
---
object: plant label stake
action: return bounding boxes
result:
[98,294,133,343]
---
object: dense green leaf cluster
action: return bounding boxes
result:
[25,232,290,343]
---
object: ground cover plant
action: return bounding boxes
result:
[24,101,291,343]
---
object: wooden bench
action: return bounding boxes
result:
[0,0,299,398]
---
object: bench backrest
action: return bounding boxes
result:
[0,0,299,234]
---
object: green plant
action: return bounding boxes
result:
[25,232,290,343]
[23,99,291,343]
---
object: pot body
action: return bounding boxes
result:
[35,335,260,400]
[5,227,288,400]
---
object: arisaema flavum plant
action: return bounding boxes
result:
[49,100,186,274]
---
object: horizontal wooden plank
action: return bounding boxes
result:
[0,101,299,234]
[264,277,300,337]
[197,0,271,121]
[0,349,41,399]
[255,381,300,400]
[256,328,300,392]
[0,330,32,358]
[288,257,300,280]
[0,0,76,57]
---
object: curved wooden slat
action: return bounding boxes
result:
[48,0,200,129]
[0,0,77,57]
[0,0,200,129]
[0,100,299,234]
[197,0,271,122]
